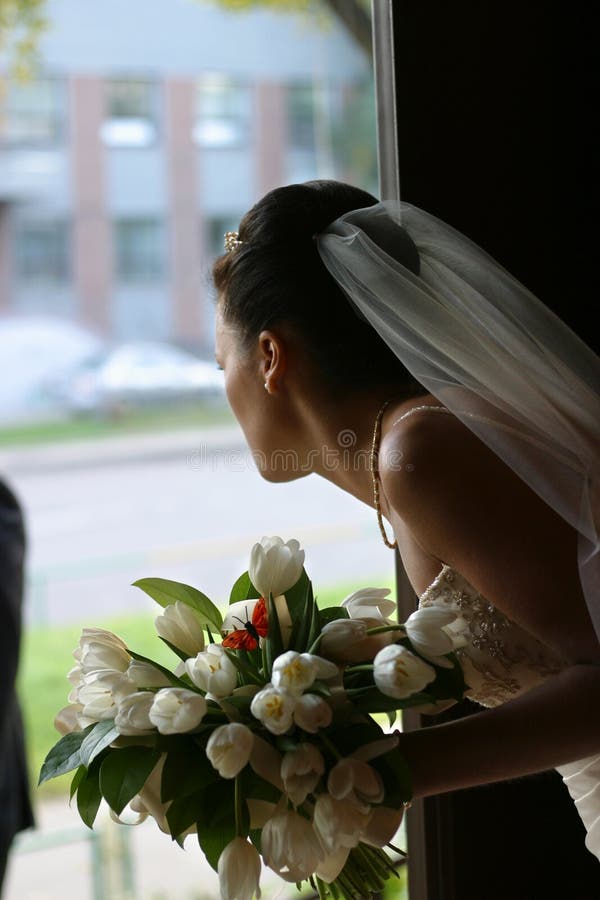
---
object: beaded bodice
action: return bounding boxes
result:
[418,564,567,708]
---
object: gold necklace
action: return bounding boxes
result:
[370,398,398,549]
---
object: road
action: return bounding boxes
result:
[0,424,395,627]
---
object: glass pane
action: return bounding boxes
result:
[114,219,166,282]
[0,78,63,145]
[14,220,69,282]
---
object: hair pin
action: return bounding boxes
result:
[224,231,243,253]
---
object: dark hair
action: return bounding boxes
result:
[213,179,426,397]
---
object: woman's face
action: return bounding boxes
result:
[214,303,303,482]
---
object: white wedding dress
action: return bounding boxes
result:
[418,562,600,861]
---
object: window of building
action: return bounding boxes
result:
[14,220,69,282]
[287,83,316,154]
[101,79,158,147]
[0,79,63,146]
[114,219,166,282]
[193,74,250,149]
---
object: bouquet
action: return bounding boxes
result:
[40,536,467,900]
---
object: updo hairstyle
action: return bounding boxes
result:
[213,179,426,398]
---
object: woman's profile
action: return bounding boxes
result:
[212,179,600,860]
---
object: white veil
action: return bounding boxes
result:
[316,201,600,643]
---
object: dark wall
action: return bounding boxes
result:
[393,0,595,349]
[392,2,599,897]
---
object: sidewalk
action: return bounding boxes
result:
[5,796,300,900]
[0,424,246,476]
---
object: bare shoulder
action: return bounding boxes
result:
[378,405,599,662]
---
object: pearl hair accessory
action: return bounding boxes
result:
[224,231,243,253]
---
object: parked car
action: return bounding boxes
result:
[48,340,225,416]
[0,315,104,425]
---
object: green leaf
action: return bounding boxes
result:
[99,747,161,815]
[318,606,349,626]
[196,781,245,871]
[70,765,86,801]
[157,636,191,663]
[371,746,412,807]
[77,756,104,829]
[241,768,282,805]
[266,592,284,659]
[80,720,120,768]
[284,570,311,648]
[229,571,260,604]
[166,788,206,838]
[161,741,219,803]
[426,654,468,701]
[132,577,223,632]
[39,724,94,785]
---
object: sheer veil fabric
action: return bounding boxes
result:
[316,202,600,644]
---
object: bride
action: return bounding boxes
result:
[212,179,600,860]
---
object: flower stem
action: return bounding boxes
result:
[365,624,405,636]
[344,664,375,674]
[307,634,323,654]
[319,732,342,760]
[234,774,244,837]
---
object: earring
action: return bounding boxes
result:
[264,382,269,391]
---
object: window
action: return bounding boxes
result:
[14,220,69,282]
[0,78,63,146]
[114,219,166,282]
[193,74,250,149]
[101,79,158,147]
[287,83,316,154]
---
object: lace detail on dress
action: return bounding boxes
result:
[419,565,567,708]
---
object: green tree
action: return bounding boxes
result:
[0,0,48,80]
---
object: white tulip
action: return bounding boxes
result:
[262,809,323,882]
[320,618,394,664]
[77,671,137,722]
[248,536,305,599]
[249,735,284,790]
[281,743,325,805]
[206,723,254,778]
[75,627,131,676]
[114,691,156,735]
[250,685,296,735]
[293,693,332,733]
[184,644,237,698]
[404,606,463,668]
[313,794,372,854]
[155,601,205,657]
[127,754,170,833]
[315,848,351,884]
[149,688,207,735]
[328,758,384,806]
[127,659,172,688]
[218,836,261,900]
[54,703,91,735]
[373,643,436,699]
[361,806,405,848]
[342,587,396,624]
[272,651,337,695]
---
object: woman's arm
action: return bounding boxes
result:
[399,663,600,798]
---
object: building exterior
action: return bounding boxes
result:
[0,0,374,353]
